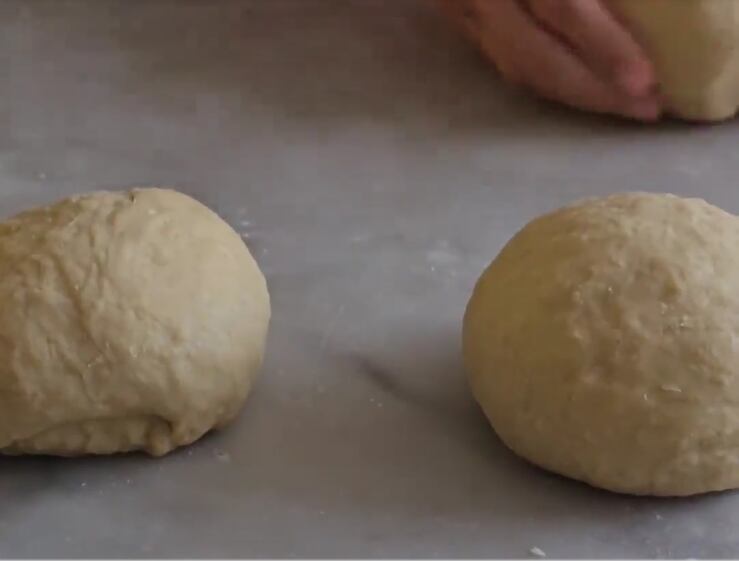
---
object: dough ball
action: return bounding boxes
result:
[0,188,270,456]
[614,0,739,121]
[463,193,739,496]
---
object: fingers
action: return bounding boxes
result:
[526,0,655,97]
[469,0,661,121]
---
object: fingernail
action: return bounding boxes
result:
[616,61,656,97]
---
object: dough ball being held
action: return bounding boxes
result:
[0,188,270,456]
[613,0,739,121]
[464,193,739,496]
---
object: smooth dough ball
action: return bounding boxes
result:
[463,193,739,496]
[613,0,739,121]
[0,188,270,456]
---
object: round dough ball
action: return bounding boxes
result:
[0,188,270,456]
[463,193,739,496]
[613,0,739,121]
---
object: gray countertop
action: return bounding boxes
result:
[1,1,738,558]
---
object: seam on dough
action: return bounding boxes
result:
[0,414,174,455]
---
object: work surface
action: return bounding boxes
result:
[1,1,738,558]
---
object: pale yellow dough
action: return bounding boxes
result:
[463,193,739,496]
[614,0,739,121]
[0,188,270,456]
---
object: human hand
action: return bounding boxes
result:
[440,0,662,121]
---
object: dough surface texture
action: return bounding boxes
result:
[463,193,739,496]
[0,188,270,456]
[614,0,739,121]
